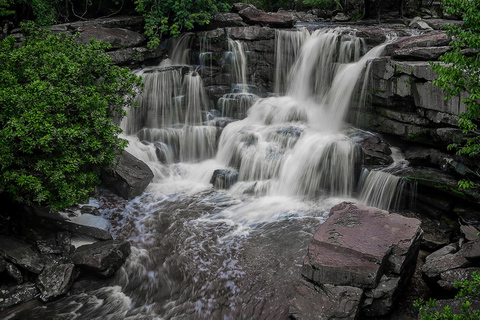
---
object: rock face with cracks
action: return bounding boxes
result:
[291,202,423,319]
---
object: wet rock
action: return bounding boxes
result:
[0,236,44,274]
[238,6,295,28]
[352,131,393,166]
[226,26,275,41]
[0,283,39,310]
[414,81,466,115]
[207,13,247,29]
[36,263,75,302]
[290,278,363,320]
[101,150,154,200]
[71,240,131,278]
[5,262,23,284]
[108,47,165,65]
[76,26,146,49]
[210,169,239,189]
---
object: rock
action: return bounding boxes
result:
[333,13,350,22]
[0,257,5,273]
[238,7,295,28]
[108,47,165,65]
[424,19,463,30]
[422,245,473,292]
[51,16,144,32]
[208,13,247,29]
[232,2,255,12]
[460,225,479,242]
[210,169,239,189]
[463,239,480,262]
[226,26,275,41]
[101,150,154,200]
[5,262,23,284]
[414,81,465,115]
[36,263,75,302]
[409,17,433,30]
[362,275,400,317]
[385,31,451,56]
[76,26,146,49]
[352,131,393,166]
[390,46,451,60]
[436,267,480,295]
[71,240,131,278]
[0,236,44,274]
[290,278,363,320]
[0,283,39,310]
[302,202,422,288]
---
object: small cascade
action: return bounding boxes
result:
[274,28,309,95]
[170,33,194,65]
[358,148,409,210]
[217,38,259,119]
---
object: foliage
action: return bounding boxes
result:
[302,0,340,11]
[134,0,231,49]
[0,24,143,211]
[414,270,480,319]
[431,0,480,188]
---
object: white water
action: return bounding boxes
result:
[3,27,410,320]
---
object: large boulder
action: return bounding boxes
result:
[101,150,154,200]
[385,31,451,55]
[237,6,295,28]
[0,236,45,274]
[76,26,146,49]
[210,169,239,189]
[71,240,131,278]
[36,263,76,302]
[0,283,39,310]
[292,202,422,318]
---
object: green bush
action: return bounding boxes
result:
[415,271,480,319]
[0,24,143,211]
[134,0,232,49]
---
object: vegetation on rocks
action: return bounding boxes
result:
[0,24,143,211]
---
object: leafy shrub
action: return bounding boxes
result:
[0,24,143,211]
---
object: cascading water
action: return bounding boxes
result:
[5,27,409,320]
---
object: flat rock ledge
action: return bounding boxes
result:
[290,202,423,319]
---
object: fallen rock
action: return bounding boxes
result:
[290,278,363,320]
[101,150,154,200]
[295,202,422,318]
[436,267,479,295]
[409,17,433,30]
[71,240,131,278]
[238,6,295,28]
[463,239,480,263]
[0,236,44,274]
[76,26,146,49]
[0,283,39,310]
[210,169,239,189]
[36,263,76,302]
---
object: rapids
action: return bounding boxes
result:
[3,27,410,319]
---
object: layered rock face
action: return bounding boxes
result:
[290,202,423,319]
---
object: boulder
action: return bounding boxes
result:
[409,17,433,30]
[101,150,154,200]
[71,240,131,277]
[436,267,479,295]
[36,263,76,302]
[290,278,363,320]
[0,283,39,310]
[463,239,480,263]
[108,47,165,65]
[226,26,276,41]
[385,31,451,56]
[0,236,44,274]
[238,7,295,28]
[390,46,451,60]
[295,202,422,318]
[208,13,248,29]
[210,169,239,189]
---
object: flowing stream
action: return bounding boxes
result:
[5,27,409,319]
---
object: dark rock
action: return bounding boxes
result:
[0,236,44,274]
[51,16,144,32]
[71,240,131,278]
[5,262,23,284]
[76,26,146,49]
[426,298,480,315]
[238,7,295,28]
[424,19,463,30]
[302,202,422,289]
[422,245,473,291]
[226,26,276,41]
[0,257,5,273]
[232,2,255,12]
[290,278,363,320]
[108,47,165,65]
[409,17,433,30]
[391,46,451,60]
[37,263,75,302]
[437,267,479,295]
[210,169,239,189]
[362,275,400,317]
[463,239,480,263]
[101,150,154,200]
[208,13,247,29]
[385,31,451,56]
[0,283,39,310]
